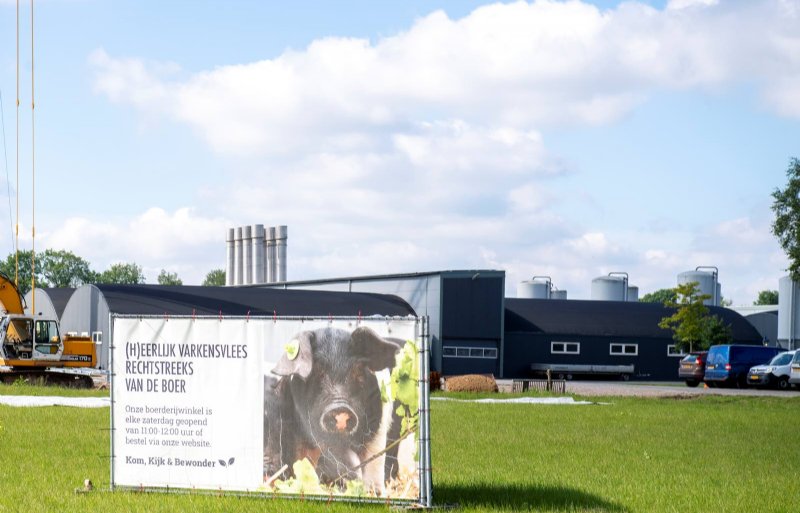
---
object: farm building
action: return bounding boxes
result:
[257,270,506,377]
[59,284,414,370]
[46,266,771,380]
[504,298,764,380]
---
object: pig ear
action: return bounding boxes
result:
[271,331,313,379]
[350,326,400,371]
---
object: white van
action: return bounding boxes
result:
[790,350,800,388]
[748,350,796,390]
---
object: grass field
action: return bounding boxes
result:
[1,385,799,512]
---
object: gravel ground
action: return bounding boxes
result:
[497,379,800,398]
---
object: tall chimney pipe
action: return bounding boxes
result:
[267,226,277,283]
[276,225,288,282]
[234,227,243,285]
[252,224,265,284]
[225,228,235,286]
[242,225,253,285]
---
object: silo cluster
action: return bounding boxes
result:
[226,225,287,286]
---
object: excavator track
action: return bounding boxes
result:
[0,369,95,388]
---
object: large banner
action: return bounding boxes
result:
[110,315,429,505]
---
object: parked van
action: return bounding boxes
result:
[790,351,800,388]
[747,350,795,390]
[704,345,782,388]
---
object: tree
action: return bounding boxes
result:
[157,269,183,286]
[97,262,146,284]
[754,290,779,305]
[771,157,800,281]
[658,281,719,353]
[0,250,47,295]
[202,269,226,286]
[704,314,733,347]
[39,249,98,288]
[640,288,678,304]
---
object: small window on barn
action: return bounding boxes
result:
[552,341,580,354]
[456,347,470,357]
[484,348,498,358]
[442,346,457,357]
[667,345,685,357]
[470,348,483,357]
[610,343,638,356]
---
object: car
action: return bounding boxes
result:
[747,350,796,390]
[790,351,800,387]
[678,351,707,387]
[704,345,782,388]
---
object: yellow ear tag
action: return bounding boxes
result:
[285,339,300,360]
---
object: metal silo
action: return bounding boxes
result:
[627,285,639,302]
[677,266,720,306]
[591,272,629,301]
[778,276,800,349]
[551,289,568,300]
[517,276,551,299]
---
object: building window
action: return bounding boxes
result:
[92,331,102,345]
[610,343,638,356]
[667,345,686,357]
[551,341,580,354]
[442,346,498,359]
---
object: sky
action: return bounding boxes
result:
[0,0,797,304]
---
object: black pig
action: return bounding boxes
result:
[269,326,401,491]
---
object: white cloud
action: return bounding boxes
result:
[90,0,800,158]
[667,0,720,10]
[75,0,797,302]
[41,208,230,283]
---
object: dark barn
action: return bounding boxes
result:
[503,298,764,380]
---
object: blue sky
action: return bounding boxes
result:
[0,0,797,303]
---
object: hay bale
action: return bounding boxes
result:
[429,371,442,391]
[444,374,497,393]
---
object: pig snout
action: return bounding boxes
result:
[321,402,359,434]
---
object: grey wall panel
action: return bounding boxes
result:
[743,312,778,346]
[441,276,503,340]
[60,285,111,370]
[23,289,58,321]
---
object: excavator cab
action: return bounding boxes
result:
[1,315,63,362]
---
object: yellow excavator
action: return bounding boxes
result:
[0,272,96,387]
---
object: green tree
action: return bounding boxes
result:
[754,290,779,305]
[640,288,678,304]
[771,157,800,280]
[157,269,183,286]
[97,262,146,284]
[202,269,226,286]
[39,249,98,288]
[658,282,713,353]
[704,314,733,347]
[0,250,47,295]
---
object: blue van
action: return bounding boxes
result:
[704,345,782,387]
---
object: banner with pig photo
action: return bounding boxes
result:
[110,315,430,506]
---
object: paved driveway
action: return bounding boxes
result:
[563,380,800,398]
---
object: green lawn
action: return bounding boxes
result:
[0,390,798,512]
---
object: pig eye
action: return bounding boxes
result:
[350,366,366,383]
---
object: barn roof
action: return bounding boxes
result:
[93,284,415,318]
[504,298,763,342]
